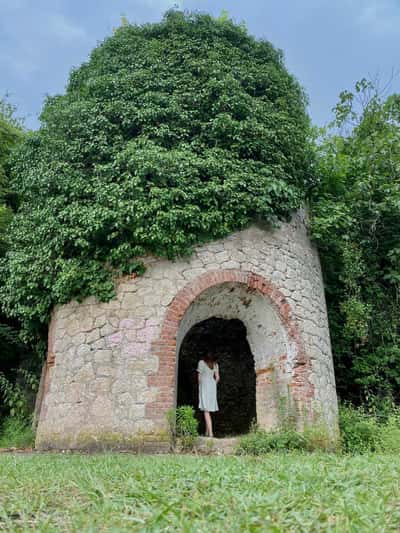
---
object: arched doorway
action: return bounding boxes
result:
[177,317,256,437]
[148,270,314,432]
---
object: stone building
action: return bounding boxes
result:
[35,211,338,450]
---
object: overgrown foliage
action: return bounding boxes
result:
[237,426,308,454]
[0,417,35,449]
[0,367,38,448]
[167,405,198,450]
[0,369,38,420]
[311,79,400,403]
[0,97,22,255]
[339,403,400,454]
[0,99,37,423]
[0,11,313,337]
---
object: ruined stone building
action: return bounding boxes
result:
[35,211,338,450]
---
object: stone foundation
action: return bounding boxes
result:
[35,212,338,450]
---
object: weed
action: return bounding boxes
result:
[0,417,35,448]
[167,405,198,451]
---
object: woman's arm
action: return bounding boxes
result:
[197,360,202,384]
[214,363,220,384]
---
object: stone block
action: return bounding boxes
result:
[206,242,224,253]
[214,251,230,263]
[135,305,156,319]
[182,267,206,281]
[122,342,148,357]
[94,350,113,364]
[89,377,112,397]
[76,344,91,358]
[220,260,240,270]
[90,397,112,419]
[106,332,123,347]
[94,315,107,328]
[92,338,106,350]
[75,362,95,382]
[54,337,73,353]
[118,282,138,293]
[95,366,114,378]
[128,404,146,420]
[101,323,116,338]
[196,251,215,265]
[66,320,82,337]
[99,300,121,312]
[86,329,101,344]
[119,318,137,329]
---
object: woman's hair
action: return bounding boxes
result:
[203,353,216,368]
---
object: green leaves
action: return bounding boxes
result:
[310,80,400,402]
[0,12,312,336]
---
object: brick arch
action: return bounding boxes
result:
[147,269,314,423]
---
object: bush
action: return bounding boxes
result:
[379,419,400,453]
[339,405,380,453]
[0,369,38,420]
[0,417,35,448]
[302,424,337,452]
[237,427,308,455]
[167,405,199,450]
[339,403,400,454]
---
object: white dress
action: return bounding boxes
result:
[197,360,219,412]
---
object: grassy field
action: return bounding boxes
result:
[0,453,400,532]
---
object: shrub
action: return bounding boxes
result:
[379,419,400,453]
[302,424,337,452]
[339,404,380,453]
[0,369,38,420]
[339,403,400,454]
[237,427,308,455]
[0,417,35,448]
[167,405,199,451]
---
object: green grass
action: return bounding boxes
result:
[0,454,400,531]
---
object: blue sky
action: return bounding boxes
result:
[1,0,399,129]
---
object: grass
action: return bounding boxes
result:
[0,454,400,531]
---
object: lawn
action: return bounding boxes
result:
[0,453,400,531]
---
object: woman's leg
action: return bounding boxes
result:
[204,411,213,437]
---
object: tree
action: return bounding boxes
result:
[311,79,400,403]
[0,98,35,421]
[0,98,22,255]
[0,11,314,337]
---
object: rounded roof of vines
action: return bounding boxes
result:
[2,10,313,331]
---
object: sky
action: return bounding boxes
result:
[1,0,400,130]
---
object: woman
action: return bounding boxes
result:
[197,353,220,437]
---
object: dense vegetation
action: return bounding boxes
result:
[311,79,400,404]
[0,11,312,339]
[1,454,400,530]
[0,99,38,426]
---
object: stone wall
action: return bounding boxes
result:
[35,212,338,450]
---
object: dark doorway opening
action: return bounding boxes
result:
[177,318,256,437]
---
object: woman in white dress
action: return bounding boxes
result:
[197,354,220,437]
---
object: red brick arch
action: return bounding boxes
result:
[147,269,314,422]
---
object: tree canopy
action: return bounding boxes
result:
[0,11,313,336]
[0,99,33,410]
[0,98,22,255]
[311,79,400,403]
